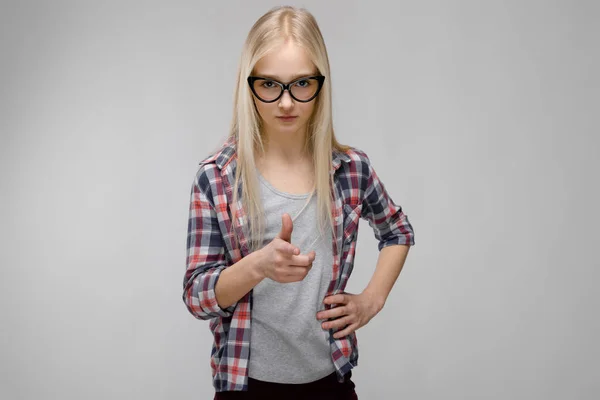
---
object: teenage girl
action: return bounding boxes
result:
[183,6,415,400]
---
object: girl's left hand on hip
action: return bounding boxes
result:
[316,291,384,339]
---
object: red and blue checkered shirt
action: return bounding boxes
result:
[183,136,415,392]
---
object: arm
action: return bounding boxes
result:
[318,156,415,336]
[182,168,262,320]
[363,244,410,310]
[361,157,415,250]
[320,245,410,338]
[360,155,415,307]
[214,252,264,309]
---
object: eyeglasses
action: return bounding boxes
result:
[247,75,325,103]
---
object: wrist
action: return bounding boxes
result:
[249,249,266,281]
[362,288,386,313]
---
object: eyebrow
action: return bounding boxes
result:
[254,72,317,82]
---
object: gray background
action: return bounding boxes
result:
[1,0,598,399]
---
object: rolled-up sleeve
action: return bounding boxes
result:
[361,157,415,251]
[182,168,237,320]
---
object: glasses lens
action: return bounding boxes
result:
[253,80,282,102]
[290,78,320,101]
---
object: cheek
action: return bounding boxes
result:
[254,101,265,117]
[254,101,272,120]
[299,103,316,119]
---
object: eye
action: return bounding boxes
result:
[294,79,310,88]
[261,80,276,89]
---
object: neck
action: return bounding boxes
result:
[259,128,310,164]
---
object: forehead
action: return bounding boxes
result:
[253,41,317,81]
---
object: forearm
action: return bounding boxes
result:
[214,250,265,309]
[363,244,410,308]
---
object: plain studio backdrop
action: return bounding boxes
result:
[1,1,598,399]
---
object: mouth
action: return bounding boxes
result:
[277,116,298,122]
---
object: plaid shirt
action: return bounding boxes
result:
[183,136,415,392]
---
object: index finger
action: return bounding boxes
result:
[324,294,347,305]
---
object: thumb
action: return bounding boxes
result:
[277,213,293,243]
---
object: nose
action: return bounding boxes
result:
[278,89,294,110]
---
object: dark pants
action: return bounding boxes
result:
[214,371,358,400]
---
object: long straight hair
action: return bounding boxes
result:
[229,6,349,252]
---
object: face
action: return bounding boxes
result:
[251,41,320,138]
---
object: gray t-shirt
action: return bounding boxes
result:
[248,171,336,383]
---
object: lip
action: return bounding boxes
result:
[277,116,298,121]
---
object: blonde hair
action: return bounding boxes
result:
[229,5,349,252]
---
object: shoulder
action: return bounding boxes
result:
[334,145,374,177]
[193,163,220,194]
[333,145,378,199]
[193,136,237,196]
[198,136,237,169]
[345,146,372,165]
